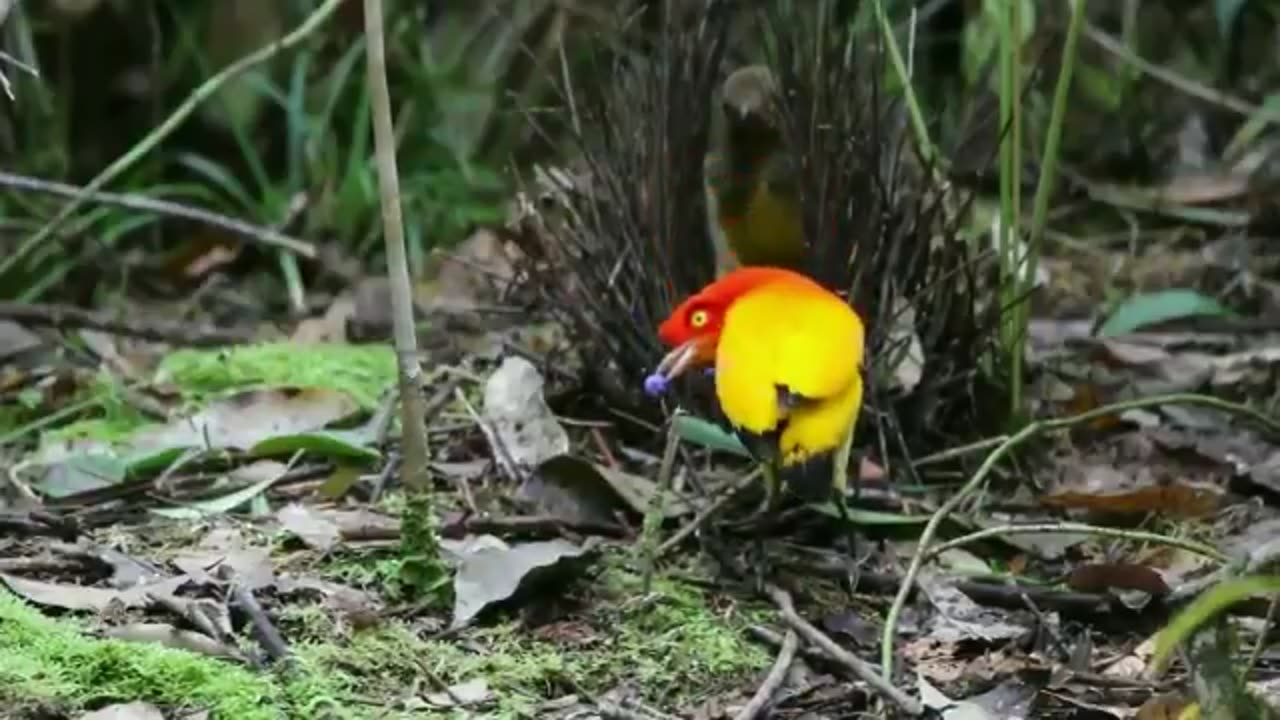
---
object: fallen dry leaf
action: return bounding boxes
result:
[103,622,243,661]
[76,701,167,720]
[450,535,598,629]
[275,502,342,552]
[1041,482,1221,518]
[129,386,360,453]
[0,573,188,612]
[1068,563,1171,597]
[170,527,274,590]
[482,356,569,469]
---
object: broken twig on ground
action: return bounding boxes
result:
[733,628,797,720]
[0,301,256,346]
[765,584,922,715]
[928,521,1228,564]
[0,171,316,256]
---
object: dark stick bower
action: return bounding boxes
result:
[513,0,1004,474]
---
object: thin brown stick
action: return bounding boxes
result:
[1083,23,1280,125]
[656,469,760,558]
[0,171,316,256]
[365,0,432,495]
[764,584,922,716]
[733,629,797,720]
[217,565,291,664]
[0,301,255,346]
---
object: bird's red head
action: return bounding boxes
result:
[652,266,821,382]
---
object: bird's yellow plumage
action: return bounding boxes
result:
[715,280,864,481]
[651,266,868,587]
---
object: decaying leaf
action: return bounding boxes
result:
[423,678,494,708]
[275,502,342,552]
[482,356,569,469]
[149,460,290,520]
[450,535,598,629]
[1068,563,1171,597]
[129,386,361,454]
[0,573,188,612]
[103,622,243,661]
[76,701,167,720]
[1043,460,1222,518]
[170,527,274,590]
[522,454,696,523]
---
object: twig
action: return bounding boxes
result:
[217,566,291,664]
[764,584,922,715]
[880,392,1280,679]
[1244,593,1279,676]
[365,0,431,498]
[0,171,316,256]
[440,513,626,540]
[0,0,342,278]
[657,468,760,558]
[640,420,680,594]
[1083,23,1280,127]
[746,624,842,668]
[927,522,1228,564]
[0,301,255,345]
[733,629,797,720]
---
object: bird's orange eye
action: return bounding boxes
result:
[689,309,709,328]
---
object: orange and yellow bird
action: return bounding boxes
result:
[646,266,865,528]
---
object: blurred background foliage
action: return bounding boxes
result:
[0,0,1277,311]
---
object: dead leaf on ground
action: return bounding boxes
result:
[275,502,342,552]
[482,356,569,469]
[275,574,383,627]
[522,454,696,524]
[450,535,599,629]
[103,622,243,661]
[1042,460,1222,518]
[919,574,1031,646]
[423,678,494,709]
[290,294,355,345]
[170,527,274,590]
[76,701,167,720]
[1135,693,1197,720]
[322,507,400,540]
[0,573,188,612]
[1068,563,1171,597]
[128,386,361,454]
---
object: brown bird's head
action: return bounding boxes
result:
[720,65,778,121]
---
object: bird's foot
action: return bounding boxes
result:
[749,535,771,595]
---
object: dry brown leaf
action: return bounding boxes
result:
[1041,483,1221,518]
[1067,563,1171,596]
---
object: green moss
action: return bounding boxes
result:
[156,342,396,410]
[0,590,284,719]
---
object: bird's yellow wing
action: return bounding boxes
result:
[714,281,864,437]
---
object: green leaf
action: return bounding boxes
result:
[1098,289,1236,337]
[671,415,750,458]
[148,464,289,520]
[1151,575,1280,673]
[250,429,380,461]
[810,504,931,525]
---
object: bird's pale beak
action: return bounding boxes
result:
[655,338,703,381]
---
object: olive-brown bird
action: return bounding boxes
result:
[704,65,807,274]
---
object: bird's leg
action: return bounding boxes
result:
[831,422,860,595]
[749,462,780,593]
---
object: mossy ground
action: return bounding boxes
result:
[7,342,397,447]
[0,548,771,719]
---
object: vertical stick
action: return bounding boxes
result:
[364,0,430,492]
